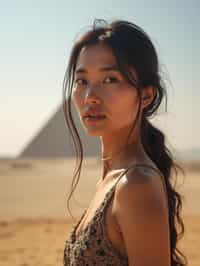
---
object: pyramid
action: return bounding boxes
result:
[19,103,101,158]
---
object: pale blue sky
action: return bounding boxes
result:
[0,0,199,157]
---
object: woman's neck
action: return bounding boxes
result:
[100,138,148,181]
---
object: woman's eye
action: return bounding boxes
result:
[104,76,118,83]
[74,76,119,87]
[75,78,87,85]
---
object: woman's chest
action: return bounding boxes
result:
[73,182,126,257]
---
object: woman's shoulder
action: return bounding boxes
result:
[113,162,168,216]
[111,163,170,265]
[115,161,163,186]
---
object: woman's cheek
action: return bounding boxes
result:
[72,90,82,110]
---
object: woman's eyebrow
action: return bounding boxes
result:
[75,65,120,74]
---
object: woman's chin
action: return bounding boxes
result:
[84,128,104,136]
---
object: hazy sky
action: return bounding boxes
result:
[0,0,199,157]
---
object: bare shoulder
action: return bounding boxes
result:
[114,165,168,215]
[113,165,170,266]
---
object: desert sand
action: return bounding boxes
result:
[0,158,199,265]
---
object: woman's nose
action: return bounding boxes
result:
[84,86,101,104]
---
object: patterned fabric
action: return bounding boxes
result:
[63,163,167,265]
[63,177,129,266]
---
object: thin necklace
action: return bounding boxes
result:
[101,156,112,161]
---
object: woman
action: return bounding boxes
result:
[63,19,187,266]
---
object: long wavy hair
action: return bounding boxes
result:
[62,19,187,266]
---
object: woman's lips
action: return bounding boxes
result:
[84,116,106,122]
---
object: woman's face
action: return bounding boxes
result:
[72,43,140,136]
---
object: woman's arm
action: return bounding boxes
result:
[113,167,170,266]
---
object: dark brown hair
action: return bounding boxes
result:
[62,19,187,266]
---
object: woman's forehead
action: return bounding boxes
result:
[75,43,137,81]
[76,43,118,70]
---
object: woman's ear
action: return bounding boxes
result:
[141,86,156,109]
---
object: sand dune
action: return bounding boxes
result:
[0,158,199,265]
